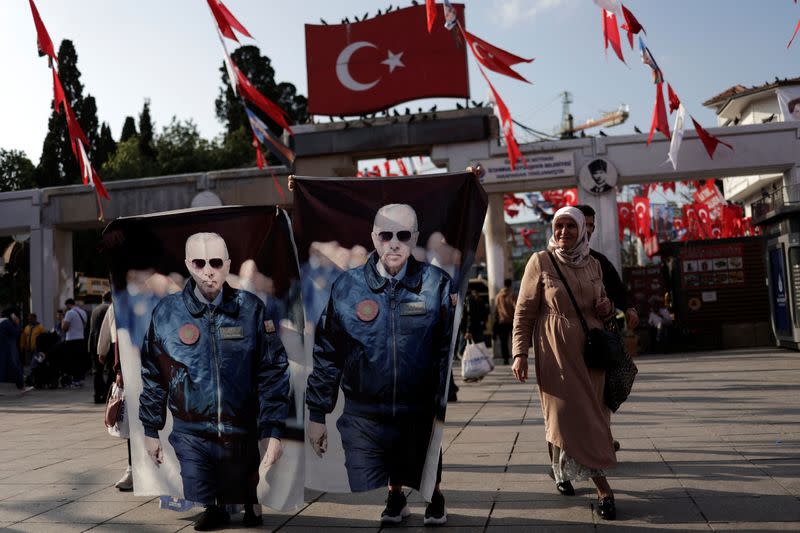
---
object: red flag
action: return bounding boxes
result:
[620,4,645,49]
[481,67,523,170]
[52,69,66,114]
[667,83,680,114]
[305,4,467,115]
[75,139,109,200]
[789,19,800,48]
[543,190,564,210]
[563,188,578,206]
[617,201,634,241]
[253,133,266,170]
[28,0,56,63]
[234,65,293,134]
[462,30,533,83]
[426,0,437,33]
[602,9,626,64]
[64,103,90,151]
[695,202,712,238]
[691,116,733,159]
[633,196,650,238]
[520,228,535,248]
[207,0,252,42]
[648,82,670,144]
[371,165,382,177]
[396,159,409,176]
[662,181,676,194]
[644,234,659,257]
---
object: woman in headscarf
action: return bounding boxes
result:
[510,206,618,520]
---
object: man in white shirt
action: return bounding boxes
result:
[61,298,88,386]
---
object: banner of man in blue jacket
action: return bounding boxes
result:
[292,172,488,510]
[102,206,306,517]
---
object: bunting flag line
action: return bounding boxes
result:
[666,103,686,170]
[426,0,437,33]
[462,30,534,83]
[207,0,252,42]
[245,106,295,167]
[691,116,733,159]
[789,18,800,48]
[28,0,56,64]
[480,66,524,170]
[602,9,626,64]
[639,36,663,84]
[648,82,670,144]
[235,66,293,134]
[667,83,681,113]
[28,0,110,212]
[620,4,645,49]
[252,132,266,169]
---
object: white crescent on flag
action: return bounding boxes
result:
[635,202,647,218]
[336,41,380,91]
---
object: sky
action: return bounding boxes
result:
[1,0,799,165]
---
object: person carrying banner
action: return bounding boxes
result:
[306,204,454,526]
[139,232,290,531]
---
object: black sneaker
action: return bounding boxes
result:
[380,490,410,524]
[194,505,230,531]
[423,490,447,526]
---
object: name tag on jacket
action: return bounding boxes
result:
[400,301,427,316]
[219,326,244,340]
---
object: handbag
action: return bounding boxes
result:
[546,252,625,370]
[104,381,125,428]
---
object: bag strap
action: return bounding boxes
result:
[546,252,590,335]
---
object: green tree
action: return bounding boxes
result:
[0,149,36,192]
[155,118,213,175]
[138,99,157,161]
[101,137,158,180]
[214,45,307,165]
[119,116,137,142]
[94,122,117,169]
[36,40,100,188]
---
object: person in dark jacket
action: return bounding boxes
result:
[139,232,290,530]
[306,204,454,526]
[0,307,23,389]
[89,291,112,403]
[575,205,639,329]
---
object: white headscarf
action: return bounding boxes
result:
[547,206,590,266]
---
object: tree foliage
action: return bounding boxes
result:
[215,45,307,164]
[95,122,117,169]
[35,40,99,188]
[120,116,137,142]
[0,149,36,192]
[138,99,157,161]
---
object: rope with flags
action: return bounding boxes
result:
[28,0,110,220]
[204,0,294,198]
[591,0,733,169]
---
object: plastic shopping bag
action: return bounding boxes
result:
[461,341,493,381]
[105,382,129,439]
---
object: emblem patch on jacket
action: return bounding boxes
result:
[178,323,200,345]
[450,294,458,307]
[400,301,427,316]
[220,326,243,340]
[356,299,379,321]
[264,320,276,333]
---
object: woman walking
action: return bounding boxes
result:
[511,206,618,520]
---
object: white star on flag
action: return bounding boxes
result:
[381,50,404,73]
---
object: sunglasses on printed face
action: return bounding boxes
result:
[376,230,415,243]
[189,258,226,270]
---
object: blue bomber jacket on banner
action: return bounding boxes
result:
[292,173,488,500]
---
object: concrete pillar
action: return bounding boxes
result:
[578,188,622,274]
[484,192,506,301]
[29,226,69,330]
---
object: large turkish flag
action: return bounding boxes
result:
[305,4,469,116]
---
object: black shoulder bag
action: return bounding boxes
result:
[546,252,626,370]
[546,252,637,412]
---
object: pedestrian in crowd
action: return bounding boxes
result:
[89,291,112,404]
[648,301,673,351]
[19,313,45,367]
[511,206,618,521]
[575,205,639,330]
[462,287,489,349]
[493,279,516,365]
[61,298,88,387]
[576,204,639,452]
[97,302,133,491]
[306,204,453,526]
[53,309,66,342]
[0,306,24,390]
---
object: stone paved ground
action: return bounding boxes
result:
[1,347,799,532]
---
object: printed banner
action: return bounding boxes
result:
[777,86,800,121]
[481,153,574,184]
[291,173,487,499]
[102,206,305,511]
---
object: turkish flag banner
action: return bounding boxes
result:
[305,4,469,116]
[633,196,651,239]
